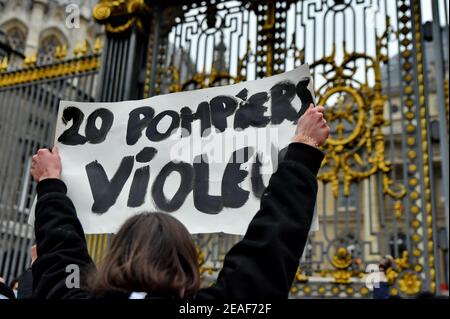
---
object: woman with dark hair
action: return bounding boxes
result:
[90,213,201,298]
[30,104,329,299]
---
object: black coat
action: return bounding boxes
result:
[31,142,324,299]
[0,281,15,299]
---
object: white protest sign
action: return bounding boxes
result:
[29,65,319,235]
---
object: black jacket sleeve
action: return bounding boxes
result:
[197,142,324,299]
[17,268,33,299]
[32,179,94,299]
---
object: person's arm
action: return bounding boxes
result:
[197,104,329,299]
[197,143,323,299]
[31,148,94,299]
[0,278,15,299]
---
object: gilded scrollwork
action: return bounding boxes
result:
[164,45,252,93]
[330,247,353,284]
[93,0,152,34]
[397,271,422,296]
[382,251,423,297]
[311,36,407,214]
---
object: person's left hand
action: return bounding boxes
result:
[30,146,62,182]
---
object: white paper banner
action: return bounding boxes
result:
[29,65,319,235]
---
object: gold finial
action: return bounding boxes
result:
[74,43,80,56]
[61,45,67,59]
[93,38,103,54]
[0,56,8,72]
[23,52,37,67]
[80,40,88,56]
[54,45,67,60]
[54,46,60,59]
[74,40,88,57]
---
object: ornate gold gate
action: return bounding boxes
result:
[91,0,448,298]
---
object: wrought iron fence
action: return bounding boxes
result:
[0,42,102,281]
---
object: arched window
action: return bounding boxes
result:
[6,27,26,53]
[37,35,62,65]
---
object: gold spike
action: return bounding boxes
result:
[74,40,89,57]
[1,54,101,88]
[23,52,37,67]
[59,45,67,60]
[54,45,67,61]
[80,40,88,56]
[54,45,61,60]
[93,38,103,54]
[30,52,37,65]
[74,41,81,56]
[0,56,8,72]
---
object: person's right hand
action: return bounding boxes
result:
[30,146,62,182]
[31,245,38,265]
[293,104,330,147]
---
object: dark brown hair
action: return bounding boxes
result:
[89,212,200,298]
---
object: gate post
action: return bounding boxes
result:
[431,0,450,289]
[92,0,154,101]
[408,0,438,294]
